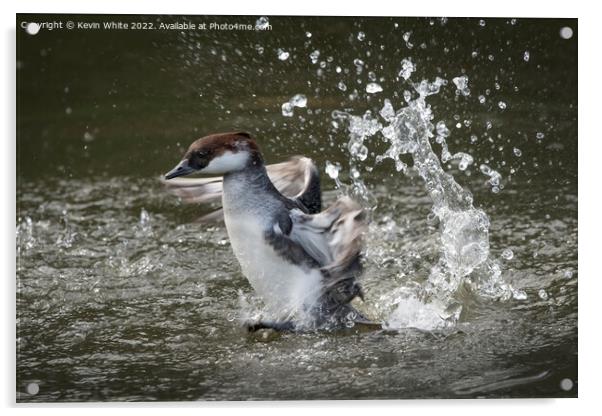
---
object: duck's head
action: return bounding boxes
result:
[165,131,261,179]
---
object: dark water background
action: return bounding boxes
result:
[16,15,577,401]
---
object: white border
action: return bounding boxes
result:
[3,1,599,415]
[5,0,583,17]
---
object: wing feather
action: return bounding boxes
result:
[288,196,367,305]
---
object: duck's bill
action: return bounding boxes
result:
[165,160,196,180]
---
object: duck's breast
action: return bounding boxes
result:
[223,211,323,319]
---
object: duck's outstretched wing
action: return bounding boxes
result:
[162,156,321,221]
[269,156,322,214]
[265,196,367,310]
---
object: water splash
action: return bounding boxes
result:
[384,295,447,330]
[16,217,36,251]
[333,68,515,328]
[139,208,152,233]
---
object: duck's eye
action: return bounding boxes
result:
[196,151,207,158]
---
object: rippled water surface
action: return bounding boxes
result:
[17,15,577,400]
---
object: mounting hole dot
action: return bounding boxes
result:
[560,378,573,391]
[26,382,39,395]
[559,27,573,40]
[25,23,40,35]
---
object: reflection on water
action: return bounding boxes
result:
[17,15,577,400]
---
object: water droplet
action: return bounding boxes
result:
[337,81,347,91]
[65,107,72,115]
[436,121,450,138]
[538,289,549,300]
[355,145,369,161]
[457,153,474,171]
[290,94,307,108]
[309,50,320,64]
[512,289,528,300]
[563,269,573,279]
[331,110,349,120]
[402,31,413,49]
[480,164,502,192]
[452,75,470,96]
[498,101,507,110]
[281,102,294,117]
[480,164,492,175]
[325,160,341,180]
[140,208,150,225]
[478,95,486,104]
[501,248,514,260]
[379,99,396,122]
[277,48,289,61]
[479,19,486,27]
[357,31,366,41]
[366,82,383,94]
[281,94,308,117]
[403,90,412,102]
[305,31,312,38]
[560,26,573,40]
[255,16,269,30]
[353,58,365,73]
[523,51,530,62]
[398,58,416,80]
[536,132,545,139]
[513,147,522,157]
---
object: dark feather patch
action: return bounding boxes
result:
[263,226,321,270]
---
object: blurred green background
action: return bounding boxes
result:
[17,15,577,190]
